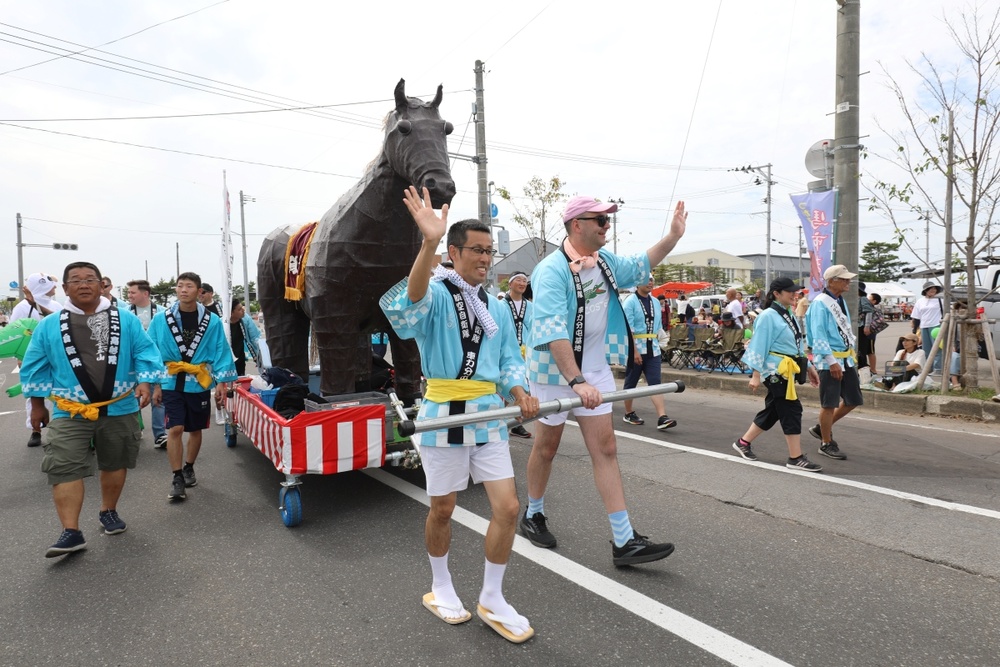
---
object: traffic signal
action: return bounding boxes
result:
[52,243,79,250]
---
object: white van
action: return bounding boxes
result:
[686,294,727,316]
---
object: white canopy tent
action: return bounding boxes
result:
[863,282,915,299]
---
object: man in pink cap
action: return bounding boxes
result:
[521,195,687,566]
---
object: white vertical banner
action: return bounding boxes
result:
[220,170,234,346]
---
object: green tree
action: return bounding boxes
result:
[859,240,906,281]
[496,176,568,260]
[866,6,1000,388]
[150,277,175,306]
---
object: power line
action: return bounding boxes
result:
[0,122,360,178]
[0,0,231,76]
[21,216,256,237]
[0,97,401,123]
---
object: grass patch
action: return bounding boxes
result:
[911,387,996,401]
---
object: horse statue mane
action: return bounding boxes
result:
[257,79,456,400]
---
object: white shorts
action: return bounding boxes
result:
[530,366,616,426]
[419,440,514,497]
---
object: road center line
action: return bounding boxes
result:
[365,467,792,667]
[585,422,1000,521]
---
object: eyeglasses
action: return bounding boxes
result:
[66,278,101,286]
[576,215,611,228]
[455,246,497,257]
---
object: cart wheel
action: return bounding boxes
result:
[224,422,237,448]
[279,486,303,527]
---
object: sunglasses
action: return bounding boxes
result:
[576,215,611,228]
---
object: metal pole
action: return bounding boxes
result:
[764,163,773,288]
[834,0,861,327]
[145,260,149,283]
[798,226,804,286]
[176,242,180,278]
[474,60,494,290]
[239,190,250,302]
[16,212,24,299]
[400,381,686,436]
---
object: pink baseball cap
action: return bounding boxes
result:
[562,196,618,223]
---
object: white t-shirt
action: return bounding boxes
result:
[910,296,943,329]
[577,265,611,374]
[10,298,62,322]
[132,303,153,330]
[893,347,925,370]
[725,300,745,328]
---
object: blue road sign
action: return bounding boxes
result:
[8,281,17,289]
[489,203,498,218]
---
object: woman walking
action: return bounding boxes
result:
[732,277,823,471]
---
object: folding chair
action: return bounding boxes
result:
[685,326,716,370]
[716,328,749,374]
[662,324,691,368]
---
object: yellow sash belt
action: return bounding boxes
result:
[832,349,856,363]
[424,378,497,403]
[634,333,657,339]
[773,354,801,401]
[52,392,132,421]
[166,361,213,389]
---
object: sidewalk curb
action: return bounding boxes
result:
[613,366,1000,423]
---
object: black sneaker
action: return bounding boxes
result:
[623,412,644,426]
[808,424,822,440]
[27,431,42,448]
[786,456,823,472]
[45,529,86,558]
[154,434,168,449]
[656,415,677,430]
[819,441,847,460]
[519,509,557,548]
[168,475,187,501]
[182,464,197,488]
[732,440,758,461]
[98,509,127,535]
[611,531,675,566]
[509,424,532,439]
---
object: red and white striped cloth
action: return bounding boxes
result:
[231,381,386,475]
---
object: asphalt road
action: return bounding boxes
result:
[1,368,998,667]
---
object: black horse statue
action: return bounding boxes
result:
[257,79,456,400]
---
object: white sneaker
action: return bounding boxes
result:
[215,407,226,425]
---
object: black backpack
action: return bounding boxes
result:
[272,383,311,419]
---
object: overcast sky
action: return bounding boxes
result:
[0,0,977,302]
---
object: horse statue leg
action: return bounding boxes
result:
[257,231,311,379]
[387,328,421,405]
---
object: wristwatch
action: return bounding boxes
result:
[568,375,586,388]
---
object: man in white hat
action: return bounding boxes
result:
[805,264,863,460]
[11,273,63,447]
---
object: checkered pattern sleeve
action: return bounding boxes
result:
[380,277,433,339]
[492,299,527,400]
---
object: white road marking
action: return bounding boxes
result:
[849,413,1000,438]
[582,422,1000,521]
[366,467,792,667]
[0,410,20,417]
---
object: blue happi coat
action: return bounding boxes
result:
[20,306,164,419]
[623,291,662,358]
[147,302,238,391]
[380,278,527,447]
[528,248,649,385]
[744,305,804,379]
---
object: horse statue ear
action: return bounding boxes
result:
[394,78,407,111]
[431,84,443,109]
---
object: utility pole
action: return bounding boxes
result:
[732,164,774,287]
[239,191,254,302]
[834,0,861,326]
[608,197,625,254]
[16,213,24,299]
[473,60,495,290]
[176,242,180,278]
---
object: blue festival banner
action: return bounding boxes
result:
[789,189,837,299]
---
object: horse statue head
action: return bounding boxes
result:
[383,78,456,208]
